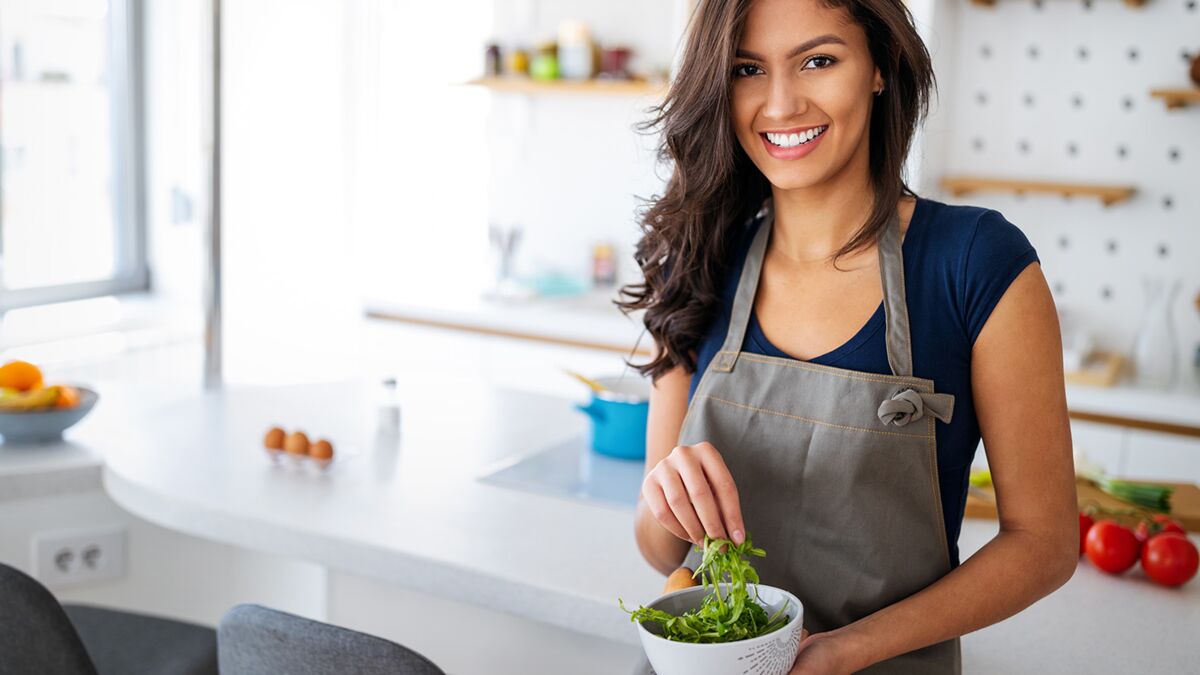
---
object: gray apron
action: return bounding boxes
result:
[633,201,959,674]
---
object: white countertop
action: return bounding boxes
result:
[5,376,1199,671]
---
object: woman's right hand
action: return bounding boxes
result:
[641,441,745,546]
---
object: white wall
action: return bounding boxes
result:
[217,0,367,385]
[918,0,1200,364]
[0,490,326,626]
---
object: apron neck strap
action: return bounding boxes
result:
[710,200,914,378]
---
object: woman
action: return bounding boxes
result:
[619,0,1078,673]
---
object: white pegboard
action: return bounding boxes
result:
[918,0,1200,368]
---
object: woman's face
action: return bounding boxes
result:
[731,0,882,191]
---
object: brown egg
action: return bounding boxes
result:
[283,431,310,455]
[663,566,699,594]
[264,426,286,450]
[309,439,334,461]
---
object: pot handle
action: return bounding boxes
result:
[574,401,605,422]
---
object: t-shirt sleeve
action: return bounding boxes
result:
[958,209,1040,345]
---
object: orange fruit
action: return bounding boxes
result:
[0,360,44,392]
[55,385,81,409]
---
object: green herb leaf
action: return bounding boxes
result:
[620,533,791,643]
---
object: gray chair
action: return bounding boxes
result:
[217,604,446,675]
[0,562,218,675]
[0,562,98,675]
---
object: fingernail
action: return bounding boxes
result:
[733,529,744,544]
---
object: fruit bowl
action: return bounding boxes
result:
[0,387,99,444]
[637,583,804,675]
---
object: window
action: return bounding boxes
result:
[0,0,147,312]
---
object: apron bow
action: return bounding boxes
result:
[877,388,955,427]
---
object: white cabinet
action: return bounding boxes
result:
[1070,420,1127,476]
[1123,431,1200,484]
[973,420,1200,485]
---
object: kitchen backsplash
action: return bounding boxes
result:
[920,0,1199,365]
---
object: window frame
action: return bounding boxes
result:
[0,0,149,313]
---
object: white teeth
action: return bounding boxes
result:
[766,126,827,148]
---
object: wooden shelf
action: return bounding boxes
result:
[1150,88,1200,110]
[940,176,1137,207]
[968,0,1145,6]
[466,77,666,98]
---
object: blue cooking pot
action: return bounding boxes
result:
[574,375,649,460]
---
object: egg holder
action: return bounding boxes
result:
[264,444,357,473]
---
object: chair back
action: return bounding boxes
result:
[218,604,446,675]
[0,562,99,675]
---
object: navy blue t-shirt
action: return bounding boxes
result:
[688,196,1039,565]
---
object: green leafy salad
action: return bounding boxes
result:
[620,533,791,643]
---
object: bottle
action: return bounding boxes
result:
[485,43,502,77]
[530,42,559,81]
[592,242,616,287]
[1130,277,1181,390]
[557,20,594,80]
[376,377,401,435]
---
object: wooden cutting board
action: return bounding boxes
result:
[965,477,1200,532]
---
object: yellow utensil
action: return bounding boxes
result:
[562,369,609,393]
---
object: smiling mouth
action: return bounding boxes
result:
[761,125,829,148]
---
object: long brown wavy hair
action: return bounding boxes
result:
[618,0,936,380]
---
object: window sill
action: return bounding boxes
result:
[0,291,202,367]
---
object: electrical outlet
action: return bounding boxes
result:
[32,526,126,588]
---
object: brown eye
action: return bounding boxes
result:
[732,63,763,78]
[804,55,836,70]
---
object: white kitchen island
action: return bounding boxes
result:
[12,375,1199,674]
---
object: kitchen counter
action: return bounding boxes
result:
[366,294,1200,437]
[77,376,1199,672]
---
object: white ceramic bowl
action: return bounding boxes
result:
[637,583,804,675]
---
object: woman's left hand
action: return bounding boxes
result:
[788,630,852,675]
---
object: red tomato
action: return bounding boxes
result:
[1134,514,1186,544]
[1085,520,1140,574]
[1141,533,1199,587]
[1079,513,1094,556]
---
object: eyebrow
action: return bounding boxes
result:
[735,34,847,61]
